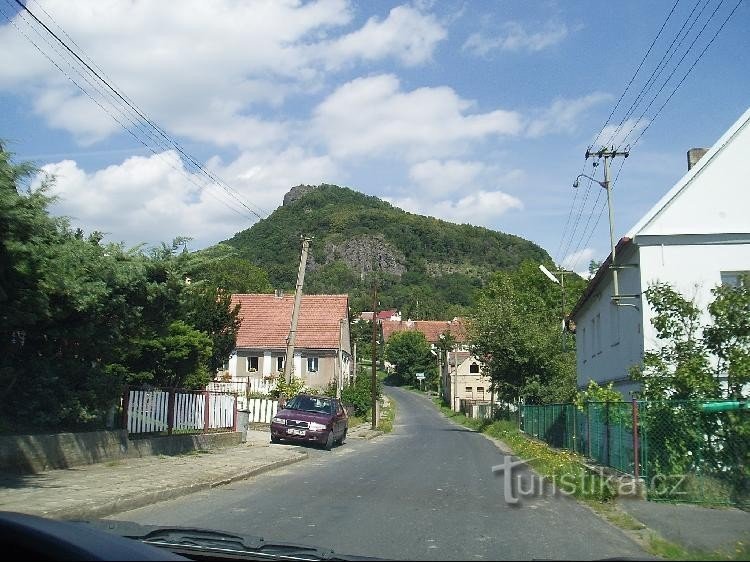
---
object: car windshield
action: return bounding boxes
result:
[1,2,747,561]
[286,396,333,414]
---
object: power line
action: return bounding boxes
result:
[558,164,597,265]
[590,0,681,149]
[0,1,250,219]
[8,0,268,220]
[554,158,589,264]
[604,0,707,147]
[617,0,727,148]
[626,0,743,150]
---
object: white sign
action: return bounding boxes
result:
[415,372,425,380]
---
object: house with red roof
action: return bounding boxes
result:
[227,293,352,391]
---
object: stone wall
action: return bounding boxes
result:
[0,430,241,474]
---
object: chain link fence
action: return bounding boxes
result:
[521,400,749,508]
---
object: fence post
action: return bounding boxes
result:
[586,402,592,458]
[167,389,175,435]
[203,390,210,433]
[121,386,130,433]
[632,399,640,480]
[605,401,611,467]
[232,394,238,432]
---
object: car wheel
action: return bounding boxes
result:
[271,435,281,444]
[323,430,335,451]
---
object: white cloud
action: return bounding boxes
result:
[592,118,649,149]
[527,93,612,138]
[37,148,339,247]
[463,21,570,56]
[387,190,523,227]
[408,159,484,196]
[0,1,447,148]
[312,74,523,159]
[318,5,446,68]
[561,247,596,272]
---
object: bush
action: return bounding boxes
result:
[340,375,381,417]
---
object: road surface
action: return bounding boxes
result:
[112,387,647,560]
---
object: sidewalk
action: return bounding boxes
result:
[616,498,750,555]
[0,435,307,521]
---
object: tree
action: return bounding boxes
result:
[468,261,584,404]
[704,277,750,400]
[631,282,715,400]
[384,331,435,386]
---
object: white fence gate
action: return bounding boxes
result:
[207,378,276,410]
[246,398,279,424]
[125,389,236,435]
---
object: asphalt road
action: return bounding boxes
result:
[112,387,647,560]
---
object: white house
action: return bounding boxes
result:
[570,107,750,396]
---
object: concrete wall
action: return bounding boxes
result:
[0,430,241,475]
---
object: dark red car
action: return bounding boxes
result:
[270,393,348,450]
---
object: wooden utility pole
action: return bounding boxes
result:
[371,278,378,430]
[284,236,312,384]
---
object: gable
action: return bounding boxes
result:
[629,107,750,238]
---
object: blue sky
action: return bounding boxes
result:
[1,0,748,273]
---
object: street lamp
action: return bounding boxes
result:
[538,264,572,351]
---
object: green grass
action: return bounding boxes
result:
[378,398,395,433]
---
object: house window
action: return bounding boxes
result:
[276,356,285,372]
[477,387,484,395]
[247,356,259,372]
[307,357,319,373]
[465,387,473,394]
[469,363,480,373]
[720,271,749,288]
[581,327,587,361]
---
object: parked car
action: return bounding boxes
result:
[270,394,348,450]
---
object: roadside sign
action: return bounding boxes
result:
[415,372,425,380]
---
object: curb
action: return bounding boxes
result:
[40,452,308,521]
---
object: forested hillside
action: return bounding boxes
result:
[224,184,550,318]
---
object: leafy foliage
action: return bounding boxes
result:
[0,146,245,432]
[468,261,586,404]
[574,381,622,410]
[223,184,550,319]
[384,331,435,386]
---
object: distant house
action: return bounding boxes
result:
[442,352,492,413]
[570,107,750,396]
[227,294,352,391]
[357,309,401,323]
[381,317,466,344]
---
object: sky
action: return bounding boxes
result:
[1,0,748,275]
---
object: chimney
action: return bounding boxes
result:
[687,148,708,171]
[274,289,284,298]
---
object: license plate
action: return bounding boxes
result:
[287,428,306,436]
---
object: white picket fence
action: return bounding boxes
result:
[246,398,279,424]
[125,389,236,435]
[207,378,276,410]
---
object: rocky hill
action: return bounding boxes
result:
[223,184,549,319]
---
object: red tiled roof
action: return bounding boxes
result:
[231,294,349,350]
[381,318,467,343]
[376,309,399,320]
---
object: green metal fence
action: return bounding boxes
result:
[521,400,749,508]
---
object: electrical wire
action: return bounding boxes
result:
[0,1,250,219]
[7,0,268,220]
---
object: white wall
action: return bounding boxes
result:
[575,243,644,396]
[639,241,750,354]
[576,239,750,396]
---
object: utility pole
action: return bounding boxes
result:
[284,236,312,384]
[370,277,378,430]
[584,147,629,302]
